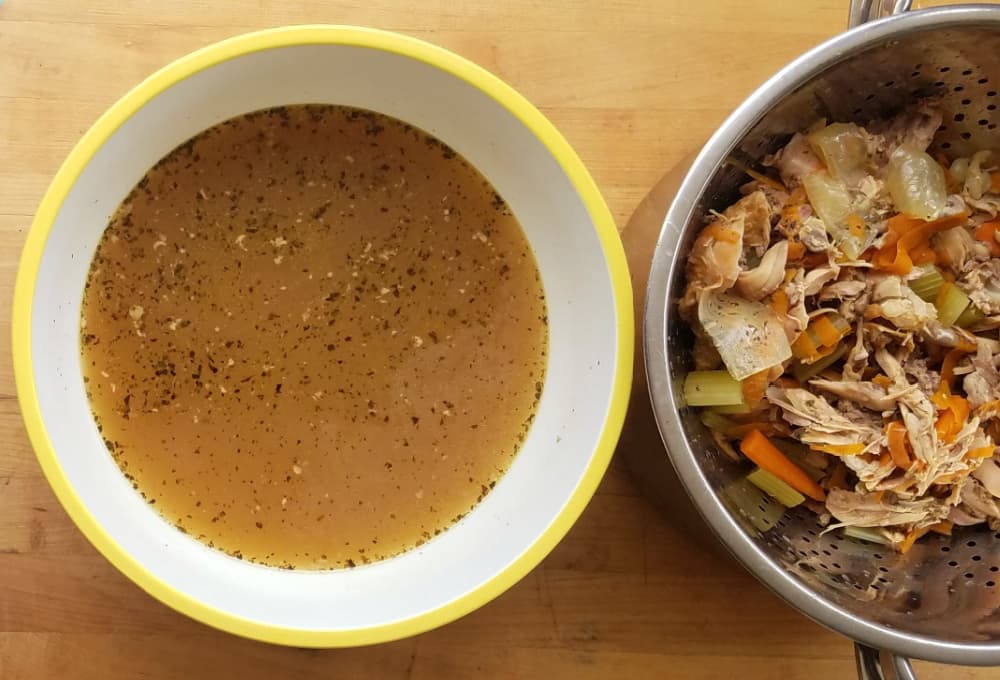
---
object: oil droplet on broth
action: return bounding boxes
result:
[80,104,548,570]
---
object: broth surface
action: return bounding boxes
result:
[80,104,547,569]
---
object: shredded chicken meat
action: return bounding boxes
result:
[682,102,1000,551]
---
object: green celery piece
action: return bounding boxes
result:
[720,477,787,534]
[910,265,944,303]
[710,403,754,415]
[956,303,985,329]
[936,283,971,327]
[792,343,849,383]
[843,526,892,546]
[683,370,745,407]
[747,467,806,507]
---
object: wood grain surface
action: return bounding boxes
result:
[1,1,997,678]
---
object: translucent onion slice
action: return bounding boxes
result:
[808,122,869,185]
[964,150,993,200]
[698,291,792,381]
[802,172,865,258]
[972,458,1000,498]
[803,172,851,233]
[886,144,948,220]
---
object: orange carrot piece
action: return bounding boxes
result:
[872,214,921,274]
[779,187,808,233]
[739,429,827,502]
[951,395,970,422]
[847,213,866,240]
[703,222,741,244]
[935,410,957,442]
[974,221,1000,256]
[792,314,850,363]
[958,337,977,353]
[810,443,866,456]
[930,521,953,536]
[968,445,997,459]
[812,315,843,348]
[878,450,893,468]
[771,288,789,316]
[791,330,820,362]
[872,374,893,388]
[938,347,973,396]
[741,370,771,407]
[934,394,970,443]
[872,212,969,275]
[975,400,1000,420]
[886,421,911,469]
[899,526,932,554]
[786,241,806,261]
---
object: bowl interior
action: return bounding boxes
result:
[23,35,625,639]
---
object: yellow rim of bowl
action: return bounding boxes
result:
[11,25,634,647]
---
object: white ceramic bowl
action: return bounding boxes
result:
[12,26,633,646]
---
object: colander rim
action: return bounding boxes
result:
[645,4,1000,666]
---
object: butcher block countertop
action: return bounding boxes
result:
[1,1,996,678]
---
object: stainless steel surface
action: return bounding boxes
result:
[856,644,920,680]
[849,0,914,28]
[643,4,1000,668]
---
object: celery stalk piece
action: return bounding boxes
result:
[699,410,739,437]
[843,526,892,546]
[709,403,754,415]
[747,467,806,507]
[791,343,849,382]
[956,303,986,329]
[720,477,787,534]
[936,283,971,327]
[682,370,745,407]
[910,266,945,303]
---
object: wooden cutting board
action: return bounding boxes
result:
[615,152,729,550]
[2,1,990,678]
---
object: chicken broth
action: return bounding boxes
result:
[80,104,548,569]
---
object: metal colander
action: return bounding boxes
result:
[643,3,1000,679]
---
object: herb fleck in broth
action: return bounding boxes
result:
[80,105,548,569]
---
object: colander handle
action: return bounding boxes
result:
[847,0,913,27]
[855,644,917,680]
